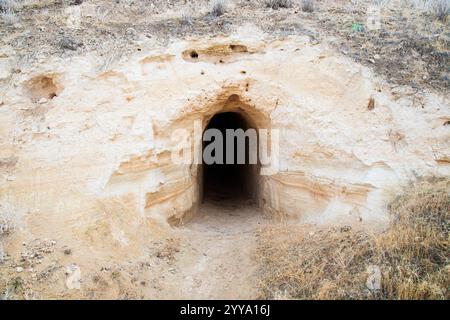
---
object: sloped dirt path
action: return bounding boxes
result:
[149,199,268,299]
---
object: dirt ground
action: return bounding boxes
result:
[0,199,271,299]
[146,199,267,299]
[1,0,448,91]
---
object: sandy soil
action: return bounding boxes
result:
[1,0,448,91]
[0,198,271,299]
[145,199,269,299]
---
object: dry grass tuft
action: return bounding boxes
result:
[0,0,18,26]
[256,176,449,299]
[301,0,314,13]
[256,225,375,299]
[264,0,292,10]
[1,9,17,25]
[210,0,226,17]
[180,7,192,25]
[0,0,15,11]
[411,0,450,21]
[432,0,450,21]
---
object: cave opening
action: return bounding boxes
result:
[202,111,259,204]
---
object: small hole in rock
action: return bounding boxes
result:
[229,44,248,53]
[190,51,199,59]
[25,75,62,102]
[367,97,375,110]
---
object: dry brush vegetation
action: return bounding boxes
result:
[1,0,447,90]
[256,176,449,300]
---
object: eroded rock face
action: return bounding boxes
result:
[0,31,449,258]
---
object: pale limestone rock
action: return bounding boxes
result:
[0,28,448,262]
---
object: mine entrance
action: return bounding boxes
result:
[202,112,258,203]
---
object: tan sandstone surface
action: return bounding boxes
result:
[0,17,449,298]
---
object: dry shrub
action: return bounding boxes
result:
[380,176,449,299]
[256,225,375,299]
[301,0,314,13]
[0,0,15,11]
[256,176,449,300]
[210,0,226,17]
[431,0,449,21]
[0,0,18,25]
[264,0,292,10]
[411,0,450,21]
[180,7,192,25]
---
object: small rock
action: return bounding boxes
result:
[374,54,381,60]
[59,36,82,51]
[38,98,48,104]
[64,248,72,255]
[16,267,24,273]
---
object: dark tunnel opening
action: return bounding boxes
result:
[202,112,258,203]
